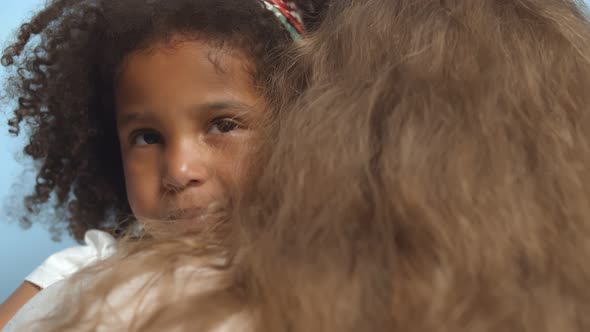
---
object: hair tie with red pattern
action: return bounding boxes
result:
[261,0,305,40]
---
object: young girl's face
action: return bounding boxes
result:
[115,38,268,229]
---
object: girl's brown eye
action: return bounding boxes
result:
[209,118,240,134]
[131,131,162,145]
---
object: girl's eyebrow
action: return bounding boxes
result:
[198,100,256,113]
[188,100,257,121]
[116,100,256,127]
[117,110,157,128]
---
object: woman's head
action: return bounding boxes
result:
[2,0,325,240]
[245,0,590,330]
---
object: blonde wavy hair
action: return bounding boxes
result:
[41,0,590,331]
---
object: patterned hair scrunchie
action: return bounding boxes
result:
[261,0,305,40]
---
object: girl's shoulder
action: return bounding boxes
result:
[25,229,117,289]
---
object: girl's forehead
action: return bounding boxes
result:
[117,39,254,94]
[122,37,251,74]
[114,39,267,118]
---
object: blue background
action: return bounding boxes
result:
[1,0,590,303]
[0,0,77,302]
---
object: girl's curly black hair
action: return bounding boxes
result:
[1,0,327,242]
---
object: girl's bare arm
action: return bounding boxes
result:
[0,282,41,329]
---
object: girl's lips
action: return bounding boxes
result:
[163,202,227,223]
[163,205,227,226]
